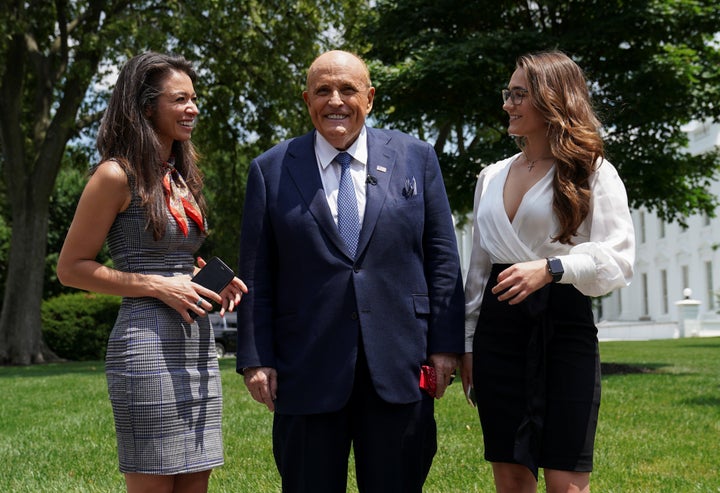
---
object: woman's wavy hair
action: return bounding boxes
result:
[95,52,206,240]
[516,50,604,244]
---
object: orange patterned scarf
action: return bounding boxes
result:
[161,158,204,236]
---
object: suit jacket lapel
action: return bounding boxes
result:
[357,128,396,256]
[285,131,349,257]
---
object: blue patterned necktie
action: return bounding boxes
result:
[335,152,360,257]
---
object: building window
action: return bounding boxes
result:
[661,270,668,314]
[641,273,649,317]
[702,212,711,227]
[682,265,689,295]
[706,261,716,310]
[617,288,622,314]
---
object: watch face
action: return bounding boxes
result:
[548,257,563,282]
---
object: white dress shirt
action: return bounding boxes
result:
[464,153,636,351]
[314,127,368,226]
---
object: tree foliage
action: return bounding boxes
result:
[0,0,120,365]
[3,0,717,365]
[177,0,354,265]
[350,0,720,222]
[0,0,360,364]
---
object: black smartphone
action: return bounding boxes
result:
[189,257,235,319]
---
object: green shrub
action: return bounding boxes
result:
[42,292,121,361]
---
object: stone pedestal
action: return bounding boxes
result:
[675,289,701,337]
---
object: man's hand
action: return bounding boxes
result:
[428,352,459,399]
[243,366,278,412]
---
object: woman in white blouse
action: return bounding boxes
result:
[461,51,635,493]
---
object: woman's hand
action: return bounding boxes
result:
[460,353,475,406]
[217,277,248,315]
[152,273,219,323]
[491,259,551,305]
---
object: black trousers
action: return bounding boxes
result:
[272,344,437,493]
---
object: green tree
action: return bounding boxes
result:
[45,146,108,301]
[351,0,720,220]
[180,0,356,265]
[0,1,114,365]
[0,0,359,365]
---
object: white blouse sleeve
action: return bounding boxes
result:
[558,160,635,297]
[464,169,493,352]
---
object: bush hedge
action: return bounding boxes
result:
[41,292,121,361]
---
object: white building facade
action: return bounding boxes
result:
[600,120,720,324]
[456,120,720,328]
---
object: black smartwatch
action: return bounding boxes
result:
[546,257,564,283]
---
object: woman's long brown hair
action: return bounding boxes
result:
[95,52,206,240]
[516,51,604,244]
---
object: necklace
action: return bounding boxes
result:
[523,154,554,172]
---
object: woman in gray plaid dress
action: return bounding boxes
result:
[57,52,247,492]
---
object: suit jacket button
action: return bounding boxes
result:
[351,312,358,320]
[353,265,360,273]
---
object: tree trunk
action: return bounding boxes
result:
[0,5,106,365]
[0,195,56,364]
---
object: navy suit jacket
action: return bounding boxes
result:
[237,127,464,415]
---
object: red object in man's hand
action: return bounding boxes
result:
[419,365,437,398]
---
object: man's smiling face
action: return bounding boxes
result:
[303,51,375,151]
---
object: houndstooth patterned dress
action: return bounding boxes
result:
[105,182,223,475]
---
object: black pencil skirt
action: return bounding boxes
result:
[472,264,601,478]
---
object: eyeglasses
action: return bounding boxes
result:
[501,88,529,105]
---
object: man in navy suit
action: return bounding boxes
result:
[236,50,464,493]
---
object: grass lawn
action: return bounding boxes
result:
[1,337,719,492]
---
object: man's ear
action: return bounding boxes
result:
[365,87,375,113]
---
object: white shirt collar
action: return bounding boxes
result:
[315,126,368,170]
